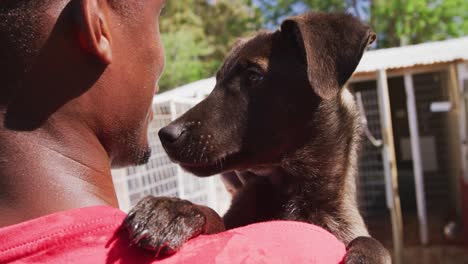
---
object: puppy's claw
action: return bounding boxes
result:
[154,242,175,258]
[132,229,150,245]
[124,210,136,223]
[130,222,141,234]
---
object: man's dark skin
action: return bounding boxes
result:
[0,0,166,227]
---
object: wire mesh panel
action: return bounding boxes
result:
[412,72,452,209]
[112,98,231,215]
[352,82,393,247]
[353,86,387,216]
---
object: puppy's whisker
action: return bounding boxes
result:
[200,146,207,163]
[220,156,226,170]
[187,141,195,159]
[180,145,189,159]
[177,144,188,159]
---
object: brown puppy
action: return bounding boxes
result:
[125,12,391,263]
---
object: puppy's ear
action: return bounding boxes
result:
[232,38,247,48]
[280,13,376,100]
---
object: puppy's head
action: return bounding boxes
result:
[159,13,375,176]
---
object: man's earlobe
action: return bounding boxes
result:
[75,0,112,64]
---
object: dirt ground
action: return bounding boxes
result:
[366,212,468,263]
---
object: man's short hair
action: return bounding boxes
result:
[0,1,51,96]
[0,0,136,56]
[0,0,137,96]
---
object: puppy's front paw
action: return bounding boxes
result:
[345,237,391,264]
[123,196,206,257]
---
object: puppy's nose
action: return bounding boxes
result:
[159,124,185,144]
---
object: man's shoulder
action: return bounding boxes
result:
[0,206,347,264]
[0,206,152,263]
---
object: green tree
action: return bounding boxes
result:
[160,30,214,91]
[158,0,262,92]
[371,0,468,47]
[200,0,264,72]
[256,0,347,27]
[159,0,467,91]
[255,0,468,48]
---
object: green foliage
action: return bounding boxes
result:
[200,0,264,70]
[256,0,347,26]
[159,30,214,92]
[159,0,468,91]
[158,0,262,92]
[256,0,468,48]
[371,0,468,47]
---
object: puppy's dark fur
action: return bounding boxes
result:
[125,12,391,263]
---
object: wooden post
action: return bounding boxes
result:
[455,63,468,245]
[404,73,429,245]
[377,69,404,264]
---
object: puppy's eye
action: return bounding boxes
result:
[245,69,264,86]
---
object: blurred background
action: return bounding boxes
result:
[112,1,468,263]
[157,0,468,92]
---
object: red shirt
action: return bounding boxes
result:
[0,206,346,263]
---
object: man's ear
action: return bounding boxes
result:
[280,13,376,100]
[75,0,112,64]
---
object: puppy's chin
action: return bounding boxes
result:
[176,152,244,177]
[180,164,222,177]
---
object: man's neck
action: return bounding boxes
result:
[0,114,119,228]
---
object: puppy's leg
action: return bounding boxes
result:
[223,176,283,229]
[345,236,391,264]
[221,172,244,197]
[123,196,225,257]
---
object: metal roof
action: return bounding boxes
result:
[155,36,468,101]
[154,78,216,103]
[355,36,468,73]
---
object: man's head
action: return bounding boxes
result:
[0,0,166,167]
